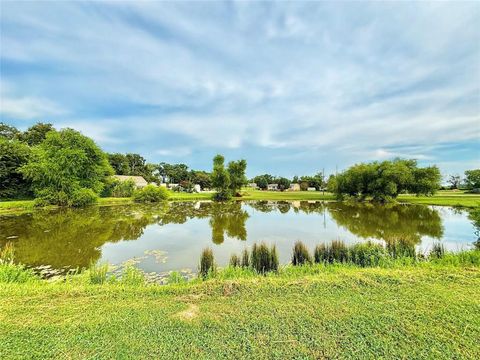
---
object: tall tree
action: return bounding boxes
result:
[0,138,32,199]
[464,169,480,190]
[211,154,231,201]
[227,159,247,195]
[447,174,462,190]
[19,122,55,146]
[0,122,20,140]
[21,129,113,206]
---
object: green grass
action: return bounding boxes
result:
[1,190,478,215]
[0,264,479,359]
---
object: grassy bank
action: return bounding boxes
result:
[1,190,478,215]
[1,262,479,359]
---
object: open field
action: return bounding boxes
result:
[0,190,478,215]
[1,264,479,359]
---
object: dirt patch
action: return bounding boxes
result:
[175,303,199,321]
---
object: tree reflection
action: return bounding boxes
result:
[327,202,443,247]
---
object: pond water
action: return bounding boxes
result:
[0,201,478,277]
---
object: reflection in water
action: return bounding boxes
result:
[0,201,475,272]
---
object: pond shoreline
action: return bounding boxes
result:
[0,190,478,215]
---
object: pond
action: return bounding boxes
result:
[0,201,478,278]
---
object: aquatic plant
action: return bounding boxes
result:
[241,248,250,268]
[328,240,349,263]
[251,243,278,274]
[430,242,445,259]
[167,271,186,284]
[199,248,215,279]
[0,242,15,264]
[291,241,312,266]
[229,254,241,267]
[121,266,145,286]
[349,242,386,267]
[88,263,109,284]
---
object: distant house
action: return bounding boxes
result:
[267,183,279,191]
[307,187,316,191]
[289,183,300,191]
[247,183,258,189]
[113,175,148,188]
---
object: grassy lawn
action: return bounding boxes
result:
[0,265,479,359]
[1,190,478,215]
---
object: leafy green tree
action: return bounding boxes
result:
[18,123,55,146]
[447,174,462,190]
[190,170,212,189]
[0,123,20,140]
[227,159,247,195]
[277,177,291,191]
[0,138,32,199]
[252,174,274,190]
[21,129,113,206]
[464,169,480,190]
[108,153,130,175]
[157,162,190,183]
[211,154,231,201]
[334,159,440,201]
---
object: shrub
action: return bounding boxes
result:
[0,263,38,283]
[229,254,240,267]
[430,242,445,259]
[292,241,312,266]
[133,185,169,203]
[241,248,250,268]
[110,179,136,198]
[71,188,98,207]
[251,243,278,274]
[167,271,186,284]
[199,248,215,279]
[212,189,232,201]
[386,239,416,259]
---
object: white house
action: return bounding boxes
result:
[113,175,148,188]
[267,184,279,191]
[289,183,301,191]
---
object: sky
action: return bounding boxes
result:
[1,1,479,179]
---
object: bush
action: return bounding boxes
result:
[0,263,38,283]
[314,241,348,264]
[71,188,98,207]
[229,254,240,267]
[314,243,327,264]
[121,266,145,286]
[251,243,278,274]
[292,241,312,266]
[212,189,232,201]
[199,248,215,279]
[133,185,169,203]
[0,242,15,264]
[103,179,136,198]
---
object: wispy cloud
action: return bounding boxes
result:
[1,1,478,176]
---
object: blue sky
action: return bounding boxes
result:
[1,1,479,178]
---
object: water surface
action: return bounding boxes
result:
[0,201,477,276]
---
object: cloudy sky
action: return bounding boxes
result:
[1,1,479,178]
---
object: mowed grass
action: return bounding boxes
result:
[0,266,479,359]
[1,190,478,214]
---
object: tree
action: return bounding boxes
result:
[464,169,480,190]
[21,129,113,206]
[227,159,247,195]
[277,177,291,191]
[108,153,130,175]
[0,122,20,140]
[447,174,462,190]
[19,122,54,146]
[333,159,440,201]
[252,174,274,190]
[157,162,190,183]
[211,154,231,201]
[190,170,212,189]
[0,138,32,199]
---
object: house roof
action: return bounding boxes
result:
[113,175,148,186]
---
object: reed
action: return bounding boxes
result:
[241,248,250,268]
[88,263,109,285]
[0,242,15,264]
[291,241,312,266]
[251,243,278,274]
[199,248,215,279]
[229,254,241,267]
[430,242,445,259]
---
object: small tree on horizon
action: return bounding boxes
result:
[228,159,247,196]
[211,154,231,201]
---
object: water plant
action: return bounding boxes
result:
[229,254,240,267]
[199,248,215,279]
[121,266,145,286]
[88,263,109,284]
[349,242,386,267]
[241,248,250,268]
[328,240,349,263]
[291,241,312,266]
[0,242,15,264]
[251,242,278,274]
[430,242,445,259]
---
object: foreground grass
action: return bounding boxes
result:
[0,264,479,359]
[1,190,478,214]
